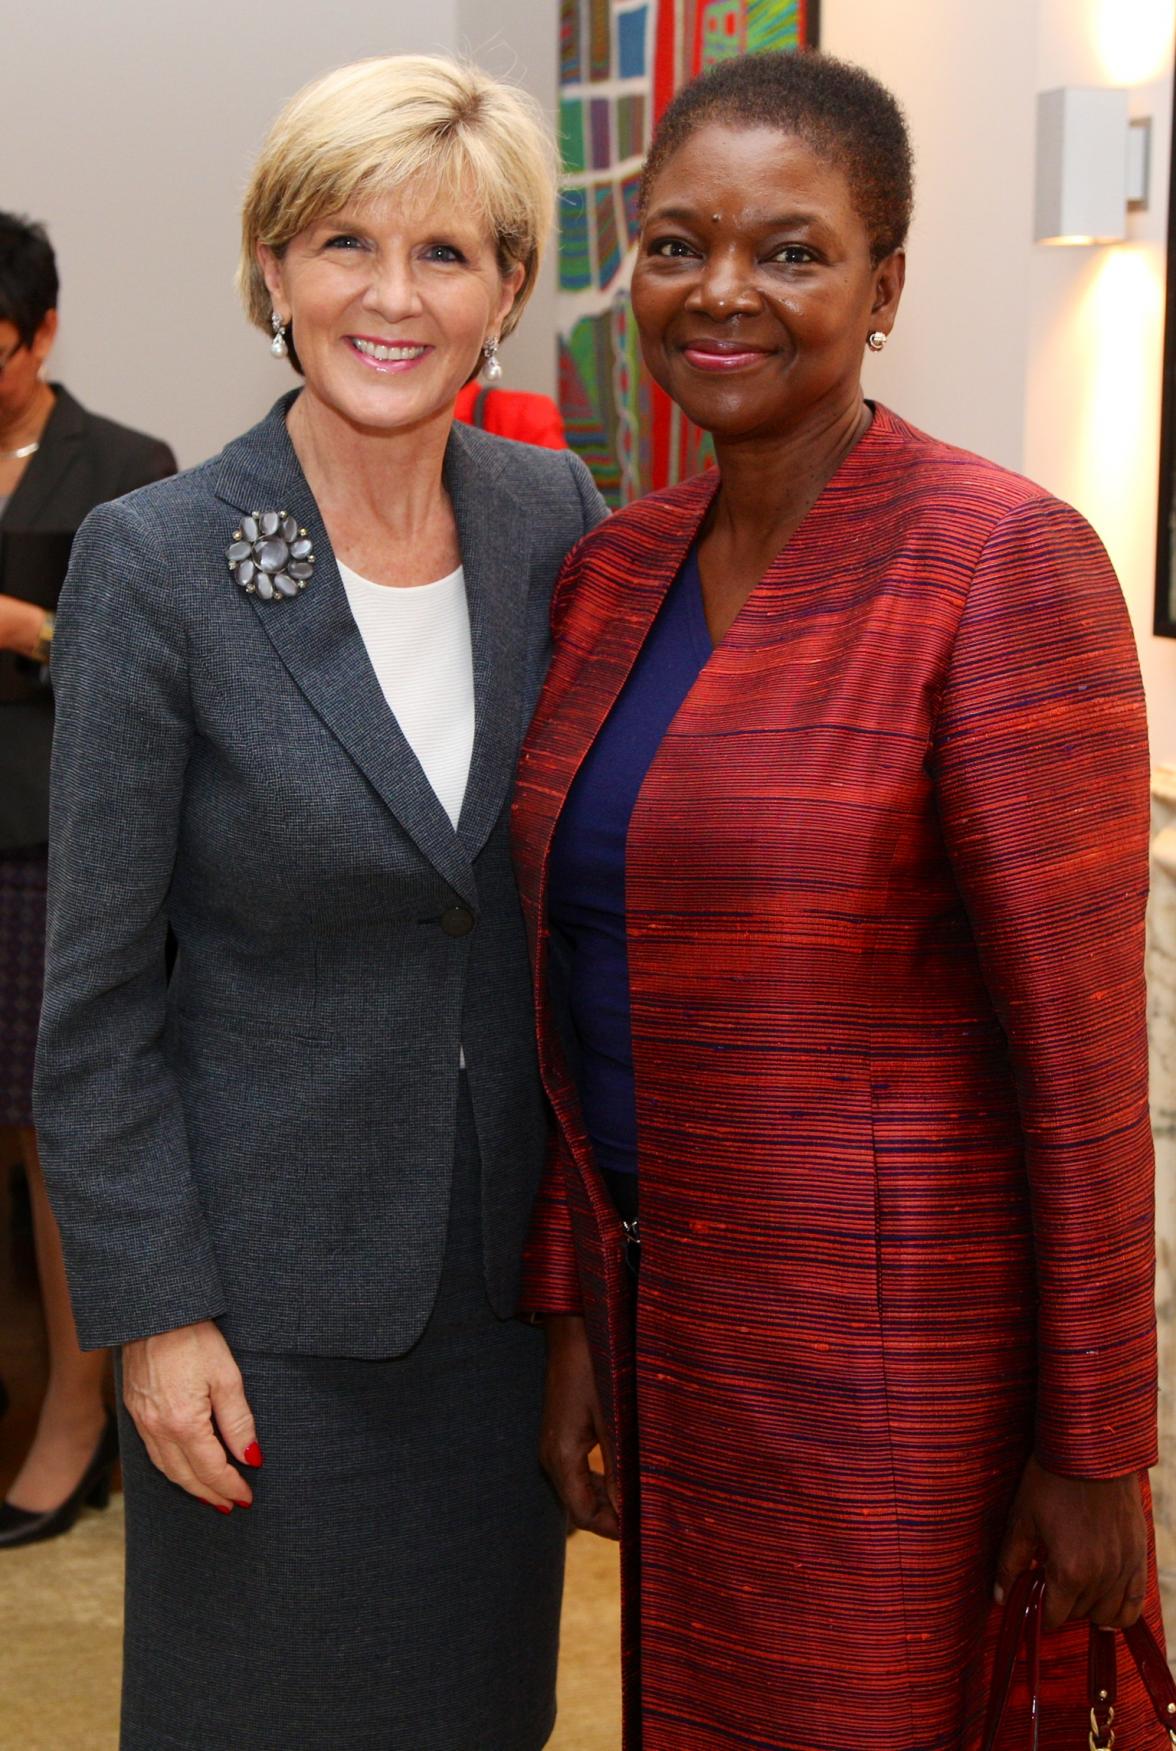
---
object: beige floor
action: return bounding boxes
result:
[0,1498,620,1751]
[550,1530,623,1749]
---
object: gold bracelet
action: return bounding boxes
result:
[32,612,55,667]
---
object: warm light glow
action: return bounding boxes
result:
[1079,246,1164,560]
[1094,0,1174,85]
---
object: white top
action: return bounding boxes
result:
[338,559,474,832]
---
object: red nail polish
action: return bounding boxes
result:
[243,1441,263,1468]
[234,1499,253,1510]
[201,1499,232,1515]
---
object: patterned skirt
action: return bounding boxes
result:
[0,846,48,1127]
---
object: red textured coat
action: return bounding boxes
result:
[511,407,1162,1750]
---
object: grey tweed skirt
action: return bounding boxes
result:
[117,1078,565,1750]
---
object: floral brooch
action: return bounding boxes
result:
[227,511,315,601]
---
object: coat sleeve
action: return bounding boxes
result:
[33,496,227,1349]
[931,494,1156,1478]
[519,1126,585,1316]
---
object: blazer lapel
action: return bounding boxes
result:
[444,424,532,862]
[212,396,477,908]
[4,385,86,529]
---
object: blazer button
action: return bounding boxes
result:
[439,905,475,937]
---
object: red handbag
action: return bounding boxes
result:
[982,1566,1176,1749]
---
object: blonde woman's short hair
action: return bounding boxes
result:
[238,55,557,345]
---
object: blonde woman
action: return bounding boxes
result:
[35,56,605,1750]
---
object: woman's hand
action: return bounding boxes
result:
[994,1455,1147,1630]
[122,1320,262,1512]
[540,1314,619,1540]
[0,593,47,659]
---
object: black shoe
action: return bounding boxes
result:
[0,1414,119,1549]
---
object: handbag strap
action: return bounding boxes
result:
[985,1566,1176,1751]
[982,1567,1046,1751]
[1025,1572,1043,1748]
[1122,1615,1176,1744]
[1088,1628,1116,1749]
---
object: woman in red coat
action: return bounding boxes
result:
[512,52,1163,1750]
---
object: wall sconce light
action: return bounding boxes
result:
[1035,86,1151,245]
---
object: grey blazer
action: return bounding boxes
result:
[34,393,606,1355]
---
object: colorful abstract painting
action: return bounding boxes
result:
[557,0,819,505]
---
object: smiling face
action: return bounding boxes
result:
[259,184,524,439]
[631,124,905,446]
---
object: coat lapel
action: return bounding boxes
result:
[526,470,719,852]
[212,395,478,907]
[4,385,86,529]
[514,469,719,1155]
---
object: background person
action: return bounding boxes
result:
[513,52,1162,1748]
[0,210,174,1550]
[35,55,605,1749]
[454,377,566,447]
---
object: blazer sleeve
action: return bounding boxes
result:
[33,496,227,1349]
[931,494,1157,1478]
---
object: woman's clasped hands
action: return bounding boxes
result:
[122,1321,262,1513]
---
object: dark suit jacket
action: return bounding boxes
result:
[0,384,175,848]
[35,392,607,1355]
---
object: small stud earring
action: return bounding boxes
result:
[866,330,888,353]
[270,311,289,359]
[482,337,503,382]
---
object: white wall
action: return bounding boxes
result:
[456,0,558,400]
[825,0,1176,760]
[0,0,556,472]
[1026,0,1176,758]
[822,0,1037,474]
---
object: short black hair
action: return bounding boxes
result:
[640,52,914,265]
[0,211,59,345]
